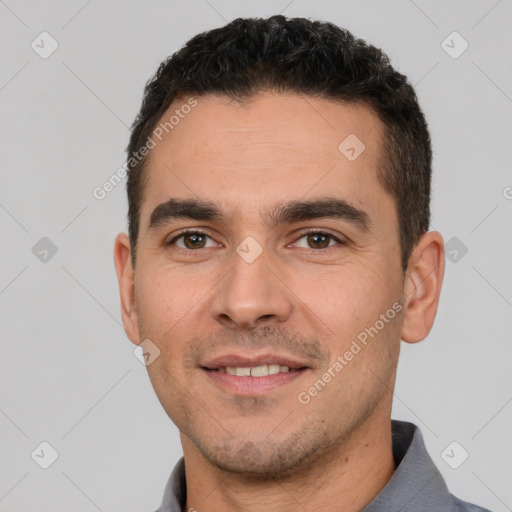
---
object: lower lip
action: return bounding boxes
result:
[203,368,308,396]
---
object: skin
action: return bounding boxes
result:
[114,92,445,512]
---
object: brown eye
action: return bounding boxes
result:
[291,231,344,251]
[306,233,332,249]
[183,233,207,249]
[169,231,215,250]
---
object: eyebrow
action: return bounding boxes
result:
[148,197,372,232]
[267,198,371,232]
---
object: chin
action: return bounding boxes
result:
[193,428,328,481]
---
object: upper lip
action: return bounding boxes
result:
[202,353,311,370]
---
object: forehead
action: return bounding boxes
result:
[151,92,380,162]
[140,92,393,230]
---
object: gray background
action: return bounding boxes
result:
[1,0,511,510]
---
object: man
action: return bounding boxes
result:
[114,15,491,512]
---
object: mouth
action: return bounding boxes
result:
[201,354,311,396]
[208,364,303,376]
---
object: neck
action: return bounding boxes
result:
[182,416,395,512]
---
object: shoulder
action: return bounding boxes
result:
[452,494,493,512]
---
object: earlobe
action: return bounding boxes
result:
[113,233,140,345]
[401,231,445,344]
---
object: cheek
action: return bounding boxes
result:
[292,263,393,336]
[136,261,207,322]
[293,268,403,384]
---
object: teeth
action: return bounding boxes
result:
[251,365,268,377]
[268,364,280,375]
[223,364,291,377]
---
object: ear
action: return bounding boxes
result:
[401,231,445,344]
[113,233,140,346]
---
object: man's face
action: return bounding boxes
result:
[130,93,406,477]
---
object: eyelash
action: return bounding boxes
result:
[167,229,346,251]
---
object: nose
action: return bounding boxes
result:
[209,245,293,330]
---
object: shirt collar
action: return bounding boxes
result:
[156,420,454,512]
[363,420,454,511]
[158,456,186,512]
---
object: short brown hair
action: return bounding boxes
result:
[126,15,432,271]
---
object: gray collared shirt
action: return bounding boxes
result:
[155,420,491,511]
